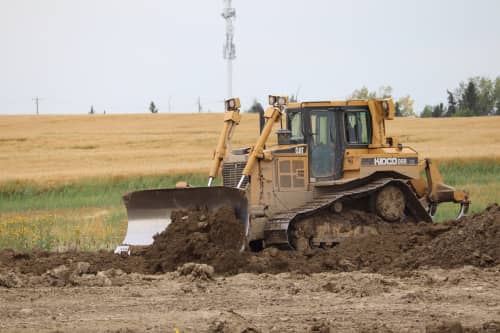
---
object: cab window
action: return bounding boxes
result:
[345,110,371,145]
[287,111,304,143]
[310,112,329,145]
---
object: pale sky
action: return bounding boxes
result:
[1,0,500,115]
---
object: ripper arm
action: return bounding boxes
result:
[208,107,241,186]
[236,105,283,188]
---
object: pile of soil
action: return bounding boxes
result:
[243,215,434,274]
[1,204,499,279]
[395,203,500,269]
[143,206,246,274]
[245,204,500,274]
[0,248,147,276]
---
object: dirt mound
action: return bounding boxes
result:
[208,310,261,333]
[0,260,155,288]
[143,206,246,274]
[1,204,500,280]
[0,271,23,288]
[425,320,500,333]
[245,205,500,274]
[176,263,214,281]
[0,248,147,275]
[242,211,432,274]
[396,204,500,269]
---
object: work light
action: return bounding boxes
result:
[268,95,277,106]
[268,95,288,106]
[225,98,241,111]
[278,96,288,106]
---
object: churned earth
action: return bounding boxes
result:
[1,204,500,332]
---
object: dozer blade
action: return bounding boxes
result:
[118,186,248,249]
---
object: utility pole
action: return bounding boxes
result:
[197,97,202,113]
[32,96,42,115]
[222,0,236,99]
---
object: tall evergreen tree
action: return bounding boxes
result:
[446,90,456,117]
[246,99,264,114]
[394,102,402,117]
[461,81,478,115]
[432,103,445,118]
[149,101,158,114]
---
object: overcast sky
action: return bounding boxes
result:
[1,0,500,115]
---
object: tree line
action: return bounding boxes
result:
[91,77,500,117]
[421,76,500,117]
[349,85,415,117]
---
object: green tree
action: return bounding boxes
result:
[350,86,376,99]
[421,105,433,118]
[377,85,393,99]
[494,76,500,115]
[445,90,457,117]
[149,101,158,114]
[460,80,478,115]
[350,85,392,99]
[476,77,495,115]
[396,95,415,117]
[432,103,446,118]
[394,102,402,117]
[246,99,264,114]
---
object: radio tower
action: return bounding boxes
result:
[222,0,236,98]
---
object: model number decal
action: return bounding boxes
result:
[295,147,305,155]
[361,157,418,166]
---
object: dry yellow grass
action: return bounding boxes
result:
[386,117,500,161]
[0,113,499,184]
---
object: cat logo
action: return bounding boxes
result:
[295,147,305,155]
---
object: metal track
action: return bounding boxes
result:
[263,177,431,249]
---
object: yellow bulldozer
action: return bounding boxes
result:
[115,96,470,254]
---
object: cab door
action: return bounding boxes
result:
[308,110,341,181]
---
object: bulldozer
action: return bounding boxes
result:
[115,95,470,254]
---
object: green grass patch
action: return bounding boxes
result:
[0,173,213,251]
[0,160,498,252]
[0,173,211,213]
[432,159,500,220]
[0,207,126,252]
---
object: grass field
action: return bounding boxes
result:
[0,114,499,251]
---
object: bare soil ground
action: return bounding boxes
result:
[1,267,499,332]
[1,204,500,332]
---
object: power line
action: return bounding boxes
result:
[197,97,203,113]
[32,96,42,115]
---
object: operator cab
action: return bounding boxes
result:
[285,105,372,182]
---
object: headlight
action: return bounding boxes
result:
[269,95,277,106]
[278,96,288,106]
[382,101,388,111]
[225,98,240,111]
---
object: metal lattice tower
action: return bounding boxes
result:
[222,0,236,98]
